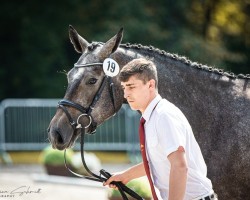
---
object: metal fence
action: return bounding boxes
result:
[0,99,140,153]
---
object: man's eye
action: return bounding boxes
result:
[87,78,97,85]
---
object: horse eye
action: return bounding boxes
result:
[87,78,97,85]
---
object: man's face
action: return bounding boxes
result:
[121,75,151,112]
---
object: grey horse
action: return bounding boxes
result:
[48,26,250,199]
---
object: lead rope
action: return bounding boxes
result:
[64,127,144,200]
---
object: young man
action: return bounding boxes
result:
[104,58,217,200]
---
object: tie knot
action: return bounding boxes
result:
[140,117,146,125]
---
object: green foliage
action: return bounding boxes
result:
[108,178,152,199]
[40,146,74,166]
[0,0,249,100]
[189,0,250,74]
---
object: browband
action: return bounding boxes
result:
[74,62,103,68]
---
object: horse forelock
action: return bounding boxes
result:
[87,42,104,52]
[119,43,250,80]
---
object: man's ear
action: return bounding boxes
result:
[149,79,156,89]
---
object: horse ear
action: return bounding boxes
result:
[98,28,123,60]
[69,25,89,54]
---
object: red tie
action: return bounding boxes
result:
[139,117,158,200]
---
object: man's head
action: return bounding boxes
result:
[119,58,158,113]
[119,58,158,89]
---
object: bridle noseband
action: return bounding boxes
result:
[58,62,116,134]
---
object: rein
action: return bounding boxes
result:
[64,128,143,200]
[58,62,143,200]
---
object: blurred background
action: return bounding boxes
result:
[0,0,249,199]
[1,0,249,100]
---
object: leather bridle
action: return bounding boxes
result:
[58,62,116,134]
[58,61,143,200]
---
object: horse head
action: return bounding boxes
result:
[48,26,125,150]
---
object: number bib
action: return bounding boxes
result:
[103,58,120,77]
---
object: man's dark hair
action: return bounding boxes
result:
[119,58,158,89]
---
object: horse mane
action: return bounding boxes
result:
[89,42,250,80]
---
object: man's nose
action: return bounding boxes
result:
[123,88,129,99]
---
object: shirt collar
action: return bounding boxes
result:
[142,94,162,122]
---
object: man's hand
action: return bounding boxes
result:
[103,171,129,189]
[103,162,146,189]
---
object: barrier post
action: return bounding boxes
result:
[0,100,12,164]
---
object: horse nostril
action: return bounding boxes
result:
[55,129,64,144]
[47,127,50,133]
[49,127,68,150]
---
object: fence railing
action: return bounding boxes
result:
[0,99,140,153]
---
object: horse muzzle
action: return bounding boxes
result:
[47,117,97,150]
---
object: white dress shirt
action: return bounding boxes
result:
[142,95,213,200]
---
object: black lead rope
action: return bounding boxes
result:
[64,128,144,200]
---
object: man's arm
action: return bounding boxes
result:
[168,147,188,200]
[103,162,146,188]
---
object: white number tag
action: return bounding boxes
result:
[103,58,120,77]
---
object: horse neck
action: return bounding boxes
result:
[117,44,250,110]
